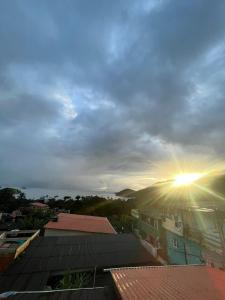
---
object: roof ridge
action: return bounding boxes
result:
[104,264,205,272]
[44,212,117,234]
[58,212,108,219]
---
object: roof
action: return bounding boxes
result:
[110,265,225,300]
[0,234,156,292]
[3,287,117,300]
[31,202,48,208]
[44,213,117,234]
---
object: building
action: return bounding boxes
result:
[0,230,39,272]
[109,265,225,300]
[165,229,203,265]
[131,181,225,268]
[183,207,225,268]
[0,233,157,292]
[134,207,168,264]
[44,213,117,236]
[30,202,49,210]
[162,206,203,265]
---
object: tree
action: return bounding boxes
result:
[0,188,27,212]
[18,210,52,230]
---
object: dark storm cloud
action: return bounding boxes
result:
[1,0,225,191]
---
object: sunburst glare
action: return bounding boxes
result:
[173,173,204,187]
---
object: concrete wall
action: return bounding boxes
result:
[166,230,203,265]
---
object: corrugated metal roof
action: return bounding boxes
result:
[0,234,157,292]
[44,213,117,234]
[110,265,225,300]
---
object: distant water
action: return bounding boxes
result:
[5,187,118,200]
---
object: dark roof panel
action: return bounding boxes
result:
[0,234,157,292]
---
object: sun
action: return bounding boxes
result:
[173,173,203,187]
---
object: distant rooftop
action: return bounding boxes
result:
[31,202,48,208]
[110,265,225,300]
[44,213,117,234]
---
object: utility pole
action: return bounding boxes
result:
[214,208,225,269]
[180,209,188,265]
[93,266,97,287]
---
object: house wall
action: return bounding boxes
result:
[45,229,96,237]
[136,212,168,262]
[162,217,183,236]
[166,230,203,265]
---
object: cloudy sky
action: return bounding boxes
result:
[1,0,225,193]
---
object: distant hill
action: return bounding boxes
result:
[115,189,136,198]
[131,173,225,210]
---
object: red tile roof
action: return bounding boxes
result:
[44,213,117,234]
[31,202,49,208]
[110,265,225,300]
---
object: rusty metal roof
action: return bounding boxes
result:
[44,213,117,234]
[110,265,225,300]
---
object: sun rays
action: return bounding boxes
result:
[173,173,204,187]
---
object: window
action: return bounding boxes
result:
[172,239,178,248]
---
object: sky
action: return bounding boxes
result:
[1,0,225,193]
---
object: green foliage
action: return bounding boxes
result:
[56,271,92,289]
[139,229,147,240]
[0,188,28,212]
[109,214,136,233]
[48,195,135,218]
[18,210,52,230]
[0,187,137,233]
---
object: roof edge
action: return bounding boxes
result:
[104,264,205,272]
[1,287,106,295]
